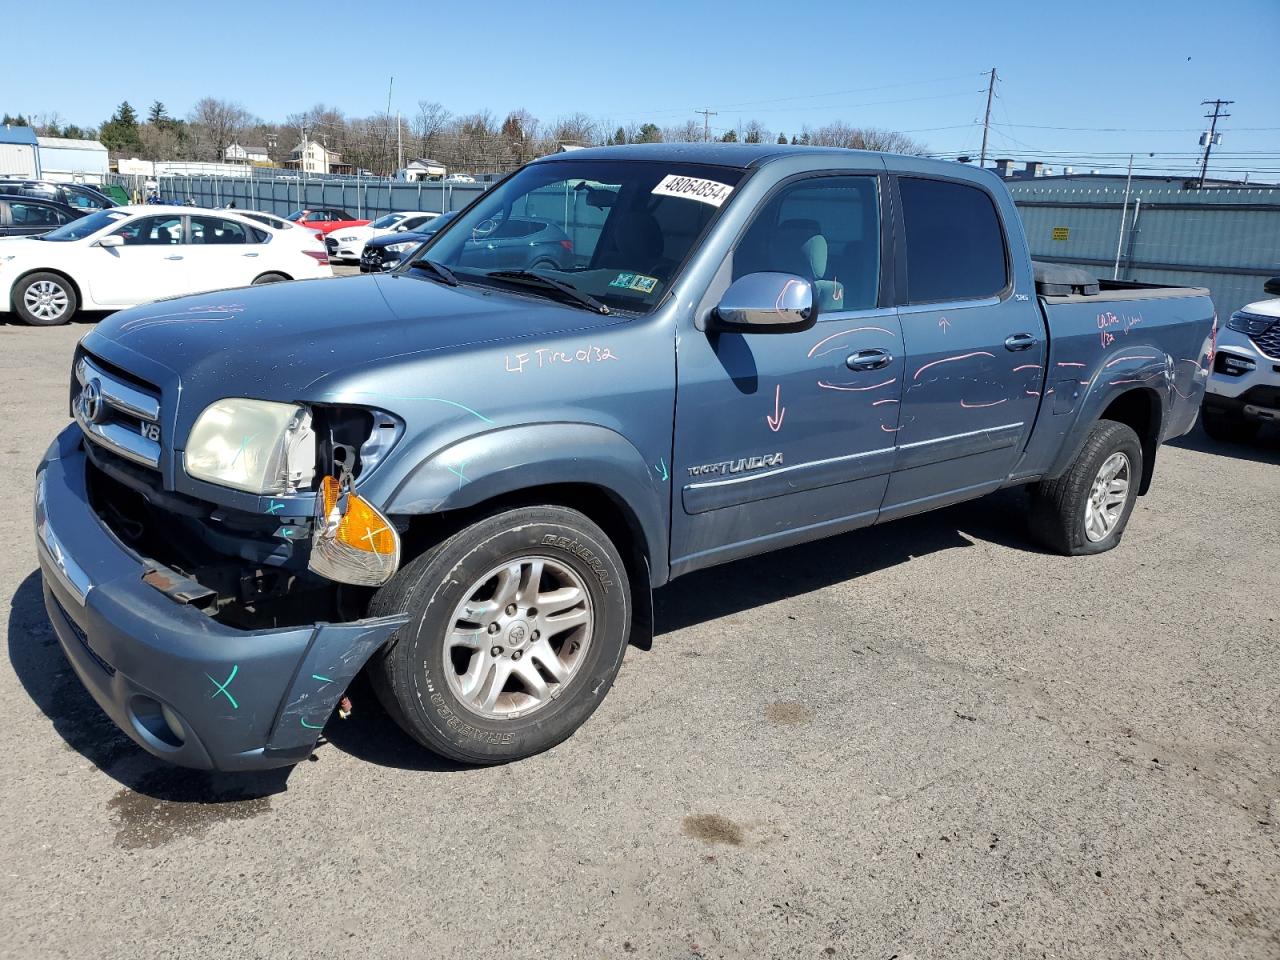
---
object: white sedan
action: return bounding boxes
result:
[0,205,333,325]
[326,210,439,262]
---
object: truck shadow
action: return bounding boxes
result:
[1165,422,1280,466]
[7,571,290,802]
[9,487,1039,779]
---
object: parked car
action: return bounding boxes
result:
[359,212,456,272]
[0,195,86,237]
[444,174,476,183]
[326,211,439,262]
[286,208,370,236]
[1,205,331,325]
[0,179,116,211]
[1201,275,1280,442]
[235,210,328,254]
[36,144,1213,773]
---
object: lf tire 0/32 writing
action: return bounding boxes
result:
[369,505,631,764]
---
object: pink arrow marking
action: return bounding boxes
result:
[766,384,786,432]
[912,351,994,381]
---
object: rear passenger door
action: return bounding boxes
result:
[881,174,1046,520]
[187,215,265,291]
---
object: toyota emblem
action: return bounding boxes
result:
[79,378,104,424]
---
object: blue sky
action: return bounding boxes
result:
[5,0,1278,178]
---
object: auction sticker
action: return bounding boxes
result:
[652,174,734,207]
[609,272,660,293]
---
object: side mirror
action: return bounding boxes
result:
[709,272,817,334]
[97,234,124,248]
[1264,276,1280,297]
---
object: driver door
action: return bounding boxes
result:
[669,173,904,576]
[89,214,190,306]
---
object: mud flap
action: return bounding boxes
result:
[266,613,408,751]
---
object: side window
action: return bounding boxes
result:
[898,177,1008,303]
[189,216,253,244]
[113,215,183,245]
[732,175,881,312]
[65,188,108,211]
[10,202,65,227]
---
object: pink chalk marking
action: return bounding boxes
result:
[1104,354,1159,368]
[774,278,805,314]
[1025,390,1041,397]
[818,377,897,393]
[806,326,895,359]
[911,351,994,381]
[960,398,1008,408]
[872,398,899,406]
[1012,363,1039,372]
[880,424,904,433]
[766,384,786,432]
[1056,361,1086,368]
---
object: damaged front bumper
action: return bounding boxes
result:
[34,425,407,771]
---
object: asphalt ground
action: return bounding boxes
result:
[2,309,1278,960]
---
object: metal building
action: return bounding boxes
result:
[1006,171,1280,318]
[36,136,108,183]
[0,124,40,178]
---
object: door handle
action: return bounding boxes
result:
[845,348,893,371]
[1004,333,1037,351]
[242,252,259,258]
[165,255,183,261]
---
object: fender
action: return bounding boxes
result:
[1045,354,1170,492]
[383,422,670,586]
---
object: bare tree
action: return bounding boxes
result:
[663,120,703,143]
[413,101,452,157]
[802,122,927,155]
[188,97,255,162]
[550,113,597,148]
[742,119,770,144]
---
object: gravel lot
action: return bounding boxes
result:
[2,314,1278,960]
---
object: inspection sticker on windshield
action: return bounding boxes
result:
[651,174,734,207]
[610,272,660,293]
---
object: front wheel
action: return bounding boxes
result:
[368,505,631,764]
[252,272,289,285]
[14,272,78,326]
[1029,419,1143,555]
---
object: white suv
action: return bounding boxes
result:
[1203,277,1280,442]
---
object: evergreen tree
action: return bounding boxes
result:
[2,113,29,126]
[148,101,171,127]
[612,126,626,145]
[720,129,738,142]
[636,123,662,143]
[99,101,142,153]
[777,133,788,144]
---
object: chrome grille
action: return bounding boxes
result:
[1247,321,1280,360]
[74,355,162,469]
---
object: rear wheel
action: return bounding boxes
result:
[368,505,631,764]
[251,272,289,285]
[1201,407,1259,444]
[1030,419,1143,555]
[14,272,78,326]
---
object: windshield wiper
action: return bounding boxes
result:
[486,270,609,315]
[407,258,457,286]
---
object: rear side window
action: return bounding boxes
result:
[898,177,1007,303]
[189,216,255,244]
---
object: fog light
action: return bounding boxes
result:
[160,703,187,744]
[1215,352,1255,376]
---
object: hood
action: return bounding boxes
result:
[368,231,432,249]
[83,273,625,402]
[1240,296,1280,319]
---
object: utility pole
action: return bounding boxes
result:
[978,67,997,169]
[1197,98,1232,188]
[396,112,403,172]
[696,108,718,142]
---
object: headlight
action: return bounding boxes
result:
[1226,311,1275,335]
[386,240,419,254]
[185,398,315,494]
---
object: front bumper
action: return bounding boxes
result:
[34,426,406,771]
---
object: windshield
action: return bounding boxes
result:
[406,160,744,312]
[371,213,404,229]
[38,208,130,241]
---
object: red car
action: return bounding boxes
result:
[286,208,371,236]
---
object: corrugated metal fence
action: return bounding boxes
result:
[106,170,1280,318]
[1008,179,1280,319]
[108,171,490,219]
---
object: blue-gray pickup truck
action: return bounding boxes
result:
[35,144,1216,771]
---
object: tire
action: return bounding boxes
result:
[368,505,631,764]
[251,272,289,285]
[13,272,78,326]
[1029,419,1143,556]
[1200,407,1259,444]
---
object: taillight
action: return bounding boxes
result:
[303,250,329,265]
[559,239,573,252]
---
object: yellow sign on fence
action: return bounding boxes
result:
[1051,226,1070,241]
